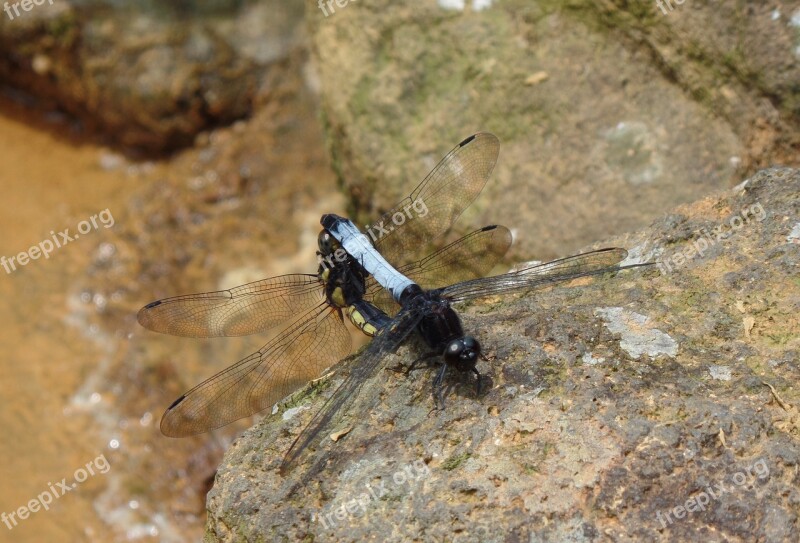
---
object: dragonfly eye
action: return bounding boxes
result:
[444,337,481,372]
[462,336,481,358]
[317,230,338,256]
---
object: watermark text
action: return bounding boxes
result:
[1,208,115,275]
[658,202,765,275]
[317,458,430,529]
[656,0,687,15]
[2,454,111,531]
[655,457,769,528]
[3,0,55,21]
[318,198,428,272]
[318,0,356,18]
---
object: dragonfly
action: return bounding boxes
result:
[281,214,648,468]
[137,133,503,447]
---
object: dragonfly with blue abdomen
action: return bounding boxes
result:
[282,213,648,468]
[137,133,506,457]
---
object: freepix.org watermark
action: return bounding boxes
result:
[656,0,687,15]
[317,458,430,529]
[3,0,55,21]
[318,0,356,18]
[318,198,428,272]
[655,457,769,528]
[657,202,765,275]
[1,208,114,275]
[2,454,111,531]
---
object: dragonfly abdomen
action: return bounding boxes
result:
[347,300,392,337]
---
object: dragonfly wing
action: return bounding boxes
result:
[441,248,637,302]
[160,302,351,437]
[280,304,423,472]
[365,133,500,269]
[138,274,321,337]
[365,225,513,315]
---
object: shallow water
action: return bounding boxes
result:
[0,110,137,542]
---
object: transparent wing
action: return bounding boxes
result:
[441,248,639,302]
[138,274,321,337]
[280,304,424,472]
[160,302,351,437]
[365,132,500,269]
[364,225,513,315]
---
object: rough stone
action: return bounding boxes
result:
[306,0,799,259]
[204,168,800,541]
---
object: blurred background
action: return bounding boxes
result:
[0,0,797,541]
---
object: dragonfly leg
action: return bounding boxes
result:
[472,367,483,395]
[432,363,448,408]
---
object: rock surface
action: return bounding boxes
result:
[204,167,800,542]
[306,0,799,259]
[0,0,304,152]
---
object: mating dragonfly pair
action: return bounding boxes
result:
[138,133,647,469]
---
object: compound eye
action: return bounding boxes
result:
[458,336,480,370]
[444,340,463,365]
[462,336,481,356]
[318,231,335,255]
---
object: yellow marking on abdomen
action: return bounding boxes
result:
[331,287,347,308]
[347,306,378,337]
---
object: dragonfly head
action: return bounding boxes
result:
[317,229,341,257]
[444,336,481,372]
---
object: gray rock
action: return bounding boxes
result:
[204,168,800,541]
[709,365,733,381]
[594,306,679,359]
[306,0,799,259]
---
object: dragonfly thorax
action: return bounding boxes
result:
[410,290,468,353]
[317,230,368,309]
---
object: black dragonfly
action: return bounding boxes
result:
[137,133,504,449]
[283,215,645,468]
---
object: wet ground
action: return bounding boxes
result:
[0,104,138,542]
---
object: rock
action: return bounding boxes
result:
[305,0,799,259]
[709,365,733,381]
[204,167,800,541]
[594,306,679,359]
[0,0,304,153]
